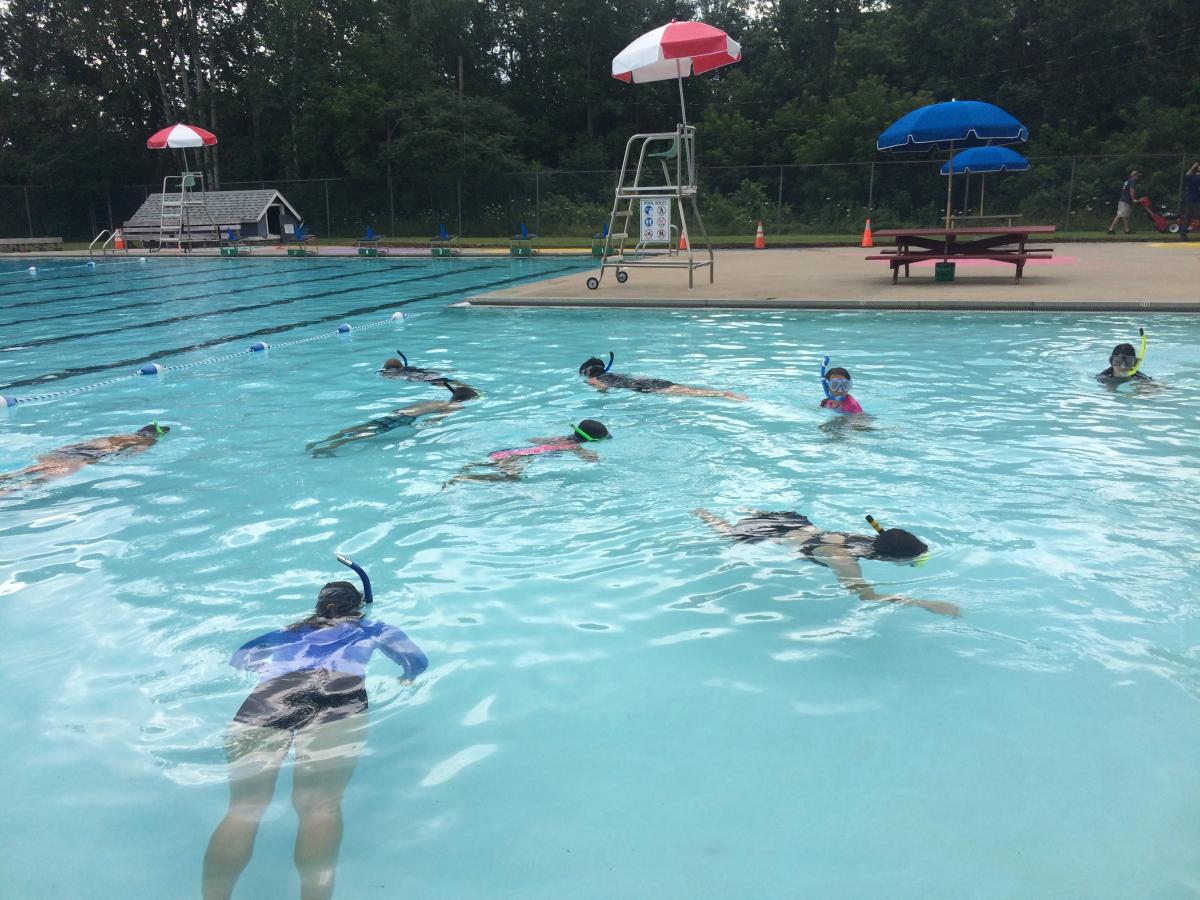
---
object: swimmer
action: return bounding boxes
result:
[380,350,444,382]
[1096,328,1153,386]
[578,353,746,401]
[306,379,478,457]
[819,358,865,414]
[694,508,959,617]
[0,422,169,494]
[202,555,427,900]
[445,418,611,485]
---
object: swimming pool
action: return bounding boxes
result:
[1,257,1198,899]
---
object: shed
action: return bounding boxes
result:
[122,189,304,244]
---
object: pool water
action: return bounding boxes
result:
[1,257,1198,899]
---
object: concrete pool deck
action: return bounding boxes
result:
[464,242,1200,312]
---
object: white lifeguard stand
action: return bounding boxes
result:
[157,171,217,250]
[588,124,713,290]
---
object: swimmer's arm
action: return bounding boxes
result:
[376,625,429,679]
[585,376,609,392]
[229,629,290,671]
[669,385,747,401]
[571,446,600,462]
[400,400,449,417]
[811,545,959,617]
[693,508,735,538]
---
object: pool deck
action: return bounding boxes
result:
[464,242,1200,312]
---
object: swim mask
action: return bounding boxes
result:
[827,378,851,394]
[1109,354,1137,369]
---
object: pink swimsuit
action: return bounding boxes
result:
[489,441,574,461]
[820,394,864,415]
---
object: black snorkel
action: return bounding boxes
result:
[603,351,614,373]
[336,553,373,604]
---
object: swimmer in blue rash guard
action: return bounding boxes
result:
[203,558,427,900]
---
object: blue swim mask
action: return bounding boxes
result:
[827,378,851,395]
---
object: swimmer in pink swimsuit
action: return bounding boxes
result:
[445,419,611,485]
[818,363,865,415]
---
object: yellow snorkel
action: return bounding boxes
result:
[865,514,930,567]
[1125,327,1147,377]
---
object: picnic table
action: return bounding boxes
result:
[867,225,1055,284]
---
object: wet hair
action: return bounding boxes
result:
[136,423,169,437]
[572,419,610,441]
[871,528,928,560]
[435,378,479,402]
[383,357,407,370]
[288,580,364,630]
[579,357,607,377]
[825,367,851,380]
[1110,343,1137,360]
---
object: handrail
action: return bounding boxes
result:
[88,229,112,258]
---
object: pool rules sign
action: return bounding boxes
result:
[641,198,671,243]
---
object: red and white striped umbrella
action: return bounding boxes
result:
[611,21,741,84]
[146,123,217,150]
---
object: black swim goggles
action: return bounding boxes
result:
[1109,354,1137,368]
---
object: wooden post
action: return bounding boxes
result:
[535,171,541,237]
[324,179,331,237]
[777,166,784,228]
[24,185,33,237]
[867,161,875,214]
[457,177,463,237]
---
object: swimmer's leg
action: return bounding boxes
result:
[202,723,294,900]
[662,385,747,401]
[291,714,367,900]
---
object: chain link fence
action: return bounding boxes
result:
[1,154,1191,242]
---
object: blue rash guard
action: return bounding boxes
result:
[231,619,428,683]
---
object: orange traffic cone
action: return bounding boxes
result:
[678,231,688,251]
[114,227,125,250]
[754,221,766,250]
[860,218,873,248]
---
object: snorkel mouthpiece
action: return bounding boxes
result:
[336,553,373,604]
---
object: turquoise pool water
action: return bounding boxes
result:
[1,257,1198,899]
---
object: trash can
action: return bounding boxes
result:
[591,235,607,258]
[934,261,956,282]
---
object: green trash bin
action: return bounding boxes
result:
[934,261,956,282]
[591,236,607,258]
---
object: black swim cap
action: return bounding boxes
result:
[575,419,610,441]
[871,528,928,560]
[450,385,479,402]
[579,357,606,376]
[316,580,363,617]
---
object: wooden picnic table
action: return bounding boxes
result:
[867,225,1056,284]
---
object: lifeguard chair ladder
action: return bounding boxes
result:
[158,171,217,251]
[587,124,713,291]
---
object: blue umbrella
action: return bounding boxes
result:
[938,146,1029,175]
[878,100,1029,226]
[940,146,1030,218]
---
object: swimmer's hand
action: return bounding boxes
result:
[725,391,748,402]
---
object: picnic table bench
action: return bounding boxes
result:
[0,236,63,252]
[866,225,1055,284]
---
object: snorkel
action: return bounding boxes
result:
[604,352,614,373]
[396,350,409,370]
[574,425,598,441]
[1126,327,1147,377]
[820,356,833,401]
[336,553,374,604]
[865,514,930,567]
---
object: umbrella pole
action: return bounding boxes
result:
[677,62,687,128]
[945,146,954,229]
[980,175,986,217]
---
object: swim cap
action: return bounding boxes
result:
[574,419,610,441]
[137,423,170,437]
[316,580,363,617]
[579,357,607,377]
[871,528,928,560]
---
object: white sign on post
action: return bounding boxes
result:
[640,198,671,243]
